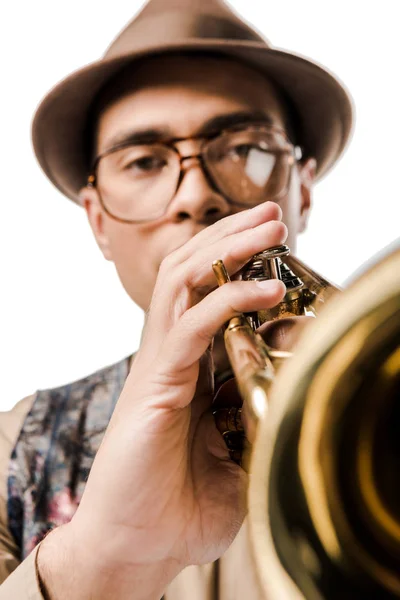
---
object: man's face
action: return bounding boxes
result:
[82,55,315,310]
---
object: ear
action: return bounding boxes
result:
[298,157,317,233]
[79,186,113,261]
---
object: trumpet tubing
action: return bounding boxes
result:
[213,241,400,599]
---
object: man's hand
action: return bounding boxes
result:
[38,201,288,599]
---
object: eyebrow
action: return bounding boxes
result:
[102,110,275,152]
[198,110,274,136]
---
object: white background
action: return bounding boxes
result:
[1,1,399,410]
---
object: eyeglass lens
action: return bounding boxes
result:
[96,128,294,222]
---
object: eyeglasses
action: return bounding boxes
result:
[87,124,300,223]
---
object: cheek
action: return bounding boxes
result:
[105,224,158,309]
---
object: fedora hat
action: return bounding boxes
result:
[32,0,353,203]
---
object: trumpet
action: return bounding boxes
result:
[212,242,400,599]
[212,244,340,463]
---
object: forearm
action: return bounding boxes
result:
[37,525,180,600]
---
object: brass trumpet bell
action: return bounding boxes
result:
[247,240,400,598]
[213,240,400,598]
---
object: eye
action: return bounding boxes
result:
[226,143,254,160]
[125,155,167,173]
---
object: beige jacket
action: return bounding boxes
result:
[0,396,292,599]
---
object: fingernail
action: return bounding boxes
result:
[255,279,285,292]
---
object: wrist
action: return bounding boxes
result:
[37,523,181,600]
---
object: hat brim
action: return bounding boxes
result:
[32,39,354,203]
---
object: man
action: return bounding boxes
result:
[0,0,352,598]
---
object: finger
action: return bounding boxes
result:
[159,279,286,384]
[164,201,282,267]
[183,219,287,289]
[151,219,287,326]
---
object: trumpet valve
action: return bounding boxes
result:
[242,245,307,327]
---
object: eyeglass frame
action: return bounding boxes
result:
[87,123,302,224]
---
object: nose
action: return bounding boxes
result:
[167,156,232,225]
